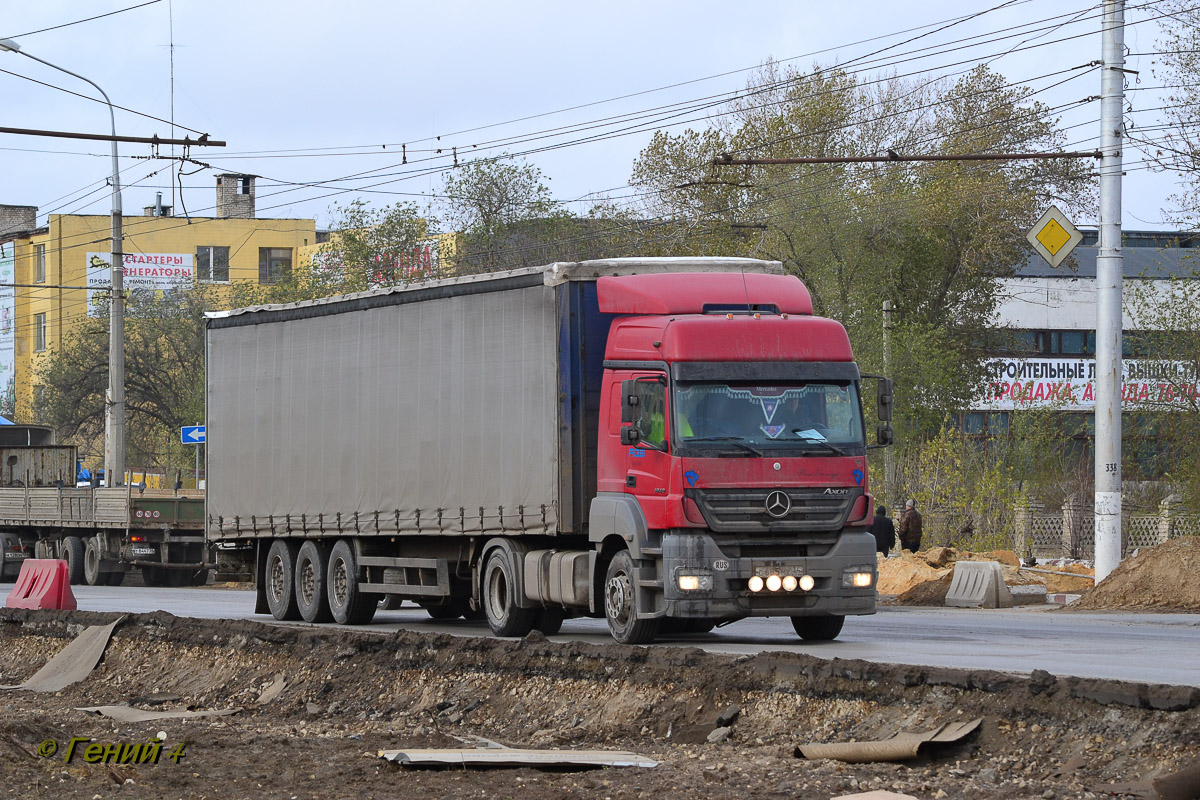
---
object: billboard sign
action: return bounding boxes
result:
[86,252,194,316]
[976,357,1200,411]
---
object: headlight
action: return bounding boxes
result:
[798,574,816,592]
[678,575,700,591]
[748,575,764,593]
[782,575,798,592]
[842,567,875,588]
[765,574,782,592]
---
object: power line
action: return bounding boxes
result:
[2,1,163,39]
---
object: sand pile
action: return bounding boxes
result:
[1072,536,1200,611]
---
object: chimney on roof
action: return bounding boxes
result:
[216,174,255,219]
[0,205,37,237]
[143,192,172,217]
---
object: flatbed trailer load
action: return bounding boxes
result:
[206,258,892,642]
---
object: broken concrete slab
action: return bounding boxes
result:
[378,748,658,769]
[1,617,124,693]
[796,718,982,763]
[77,705,242,723]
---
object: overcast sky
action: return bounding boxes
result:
[0,1,1183,232]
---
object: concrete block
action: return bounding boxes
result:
[1009,584,1048,606]
[945,561,1013,608]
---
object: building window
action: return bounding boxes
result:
[35,244,46,283]
[258,248,292,284]
[197,246,230,283]
[240,176,251,194]
[34,313,47,352]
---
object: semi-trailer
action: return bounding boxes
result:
[205,258,891,643]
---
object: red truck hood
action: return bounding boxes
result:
[679,455,867,491]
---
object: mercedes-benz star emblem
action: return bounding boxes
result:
[765,490,791,518]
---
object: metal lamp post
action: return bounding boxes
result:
[0,38,125,486]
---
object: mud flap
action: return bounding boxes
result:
[254,541,269,615]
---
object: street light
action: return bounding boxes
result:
[0,37,125,487]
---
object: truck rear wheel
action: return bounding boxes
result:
[106,570,126,586]
[535,607,565,636]
[62,536,85,585]
[424,599,467,620]
[326,539,376,625]
[604,551,659,645]
[83,536,104,586]
[790,615,844,641]
[140,566,166,587]
[265,539,301,621]
[482,548,536,638]
[295,541,332,623]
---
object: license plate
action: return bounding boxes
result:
[132,547,154,556]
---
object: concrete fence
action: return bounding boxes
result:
[1014,494,1199,560]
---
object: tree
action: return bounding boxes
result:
[34,286,217,479]
[629,63,1093,440]
[1146,1,1200,223]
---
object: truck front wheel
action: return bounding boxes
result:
[790,615,845,641]
[265,540,301,621]
[604,551,659,645]
[482,548,536,638]
[326,539,376,625]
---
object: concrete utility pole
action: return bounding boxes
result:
[882,300,895,505]
[1094,1,1125,582]
[0,38,125,486]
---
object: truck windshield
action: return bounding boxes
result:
[673,381,864,454]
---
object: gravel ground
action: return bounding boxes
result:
[1,608,1198,800]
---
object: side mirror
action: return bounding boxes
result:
[620,426,641,446]
[620,379,639,423]
[877,423,894,446]
[877,378,893,422]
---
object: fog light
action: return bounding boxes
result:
[748,575,764,593]
[852,572,873,588]
[765,574,782,592]
[678,575,700,591]
[798,574,815,591]
[782,575,798,592]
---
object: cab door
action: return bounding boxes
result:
[619,373,674,526]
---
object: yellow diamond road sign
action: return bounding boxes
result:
[1027,206,1083,268]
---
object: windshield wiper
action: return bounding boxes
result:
[684,436,765,456]
[794,439,847,456]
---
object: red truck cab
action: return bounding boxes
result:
[589,271,883,642]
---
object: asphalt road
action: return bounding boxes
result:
[65,583,1200,688]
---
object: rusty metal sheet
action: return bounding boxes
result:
[796,718,982,763]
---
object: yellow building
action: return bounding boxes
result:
[0,175,315,417]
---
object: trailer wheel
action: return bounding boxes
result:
[295,541,332,623]
[62,536,85,585]
[482,548,536,638]
[534,607,565,636]
[83,536,105,586]
[604,551,659,645]
[423,599,467,620]
[326,539,376,625]
[264,539,301,621]
[105,570,126,586]
[790,615,844,641]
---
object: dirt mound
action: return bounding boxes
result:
[0,609,1198,799]
[894,572,953,605]
[1073,536,1200,611]
[876,552,948,595]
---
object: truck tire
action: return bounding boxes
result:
[62,536,85,585]
[295,541,332,623]
[790,615,844,641]
[604,550,659,645]
[265,539,301,621]
[106,570,126,586]
[165,569,190,588]
[423,599,467,620]
[535,607,565,636]
[326,539,376,625]
[83,536,104,586]
[379,596,404,611]
[190,568,211,586]
[482,548,536,638]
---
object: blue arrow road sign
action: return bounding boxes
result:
[181,425,206,444]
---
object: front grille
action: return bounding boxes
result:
[687,487,861,534]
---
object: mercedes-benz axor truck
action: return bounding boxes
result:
[205,258,892,643]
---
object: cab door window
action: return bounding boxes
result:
[629,376,668,451]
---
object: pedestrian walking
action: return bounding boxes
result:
[870,504,895,556]
[898,499,923,552]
